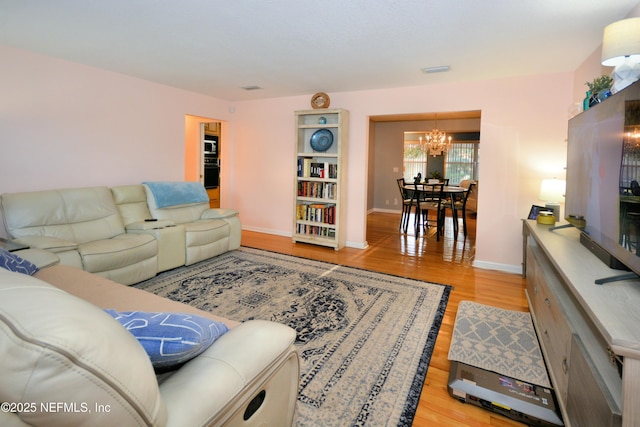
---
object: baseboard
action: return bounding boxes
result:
[472,260,522,275]
[346,240,369,249]
[242,225,291,237]
[242,226,368,250]
[372,208,403,214]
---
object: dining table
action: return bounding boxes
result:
[401,182,468,236]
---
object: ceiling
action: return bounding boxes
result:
[1,0,639,102]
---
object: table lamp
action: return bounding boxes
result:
[539,178,566,221]
[601,17,640,93]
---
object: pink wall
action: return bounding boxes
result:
[231,74,573,272]
[0,44,231,193]
[0,42,590,272]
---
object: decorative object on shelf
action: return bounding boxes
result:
[318,116,327,124]
[310,129,334,152]
[585,75,613,107]
[539,178,566,221]
[583,90,592,111]
[601,17,640,94]
[419,114,452,156]
[536,211,556,225]
[310,92,330,109]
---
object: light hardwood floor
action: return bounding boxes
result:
[241,211,527,426]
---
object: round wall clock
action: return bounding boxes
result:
[311,92,330,109]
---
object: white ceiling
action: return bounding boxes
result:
[1,0,639,101]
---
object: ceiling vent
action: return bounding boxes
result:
[422,65,450,74]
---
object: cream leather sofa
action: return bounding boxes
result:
[0,256,299,426]
[0,187,159,285]
[0,183,241,285]
[142,183,241,266]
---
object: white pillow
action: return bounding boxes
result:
[0,269,166,426]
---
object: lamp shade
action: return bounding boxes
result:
[539,179,566,203]
[601,17,640,66]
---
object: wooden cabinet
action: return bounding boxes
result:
[206,187,219,208]
[523,220,640,426]
[293,109,348,250]
[205,122,220,135]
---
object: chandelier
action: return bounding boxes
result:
[419,115,452,156]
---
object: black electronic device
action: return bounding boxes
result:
[565,80,640,280]
[448,362,563,427]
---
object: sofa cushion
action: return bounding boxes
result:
[184,220,230,247]
[78,233,158,274]
[1,187,126,244]
[0,248,38,275]
[0,268,167,426]
[111,184,155,226]
[104,310,229,370]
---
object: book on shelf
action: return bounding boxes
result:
[295,223,336,239]
[297,158,337,179]
[297,181,336,199]
[295,203,336,224]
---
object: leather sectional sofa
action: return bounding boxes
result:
[0,254,299,426]
[0,182,241,285]
[0,183,301,426]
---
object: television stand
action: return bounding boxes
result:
[595,272,640,285]
[523,219,640,426]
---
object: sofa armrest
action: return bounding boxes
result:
[159,320,299,427]
[13,249,60,269]
[125,219,176,231]
[200,208,239,220]
[14,236,78,253]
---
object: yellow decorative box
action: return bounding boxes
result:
[536,211,556,225]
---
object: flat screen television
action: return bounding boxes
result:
[565,80,640,282]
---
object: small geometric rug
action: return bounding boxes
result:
[135,247,451,426]
[448,301,550,387]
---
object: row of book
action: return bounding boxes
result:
[295,203,336,224]
[297,158,338,179]
[295,224,336,239]
[297,181,337,199]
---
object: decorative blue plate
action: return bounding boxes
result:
[310,129,334,152]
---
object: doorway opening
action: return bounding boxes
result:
[184,115,222,208]
[368,110,481,253]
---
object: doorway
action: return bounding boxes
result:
[367,110,481,246]
[184,115,222,208]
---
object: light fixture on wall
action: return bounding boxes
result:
[419,114,452,156]
[601,17,640,93]
[539,178,566,221]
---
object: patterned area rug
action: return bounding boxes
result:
[448,301,550,387]
[135,247,451,426]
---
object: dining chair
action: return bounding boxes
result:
[396,178,414,232]
[415,183,446,240]
[449,181,476,238]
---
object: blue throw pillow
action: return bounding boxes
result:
[104,310,229,369]
[0,248,39,275]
